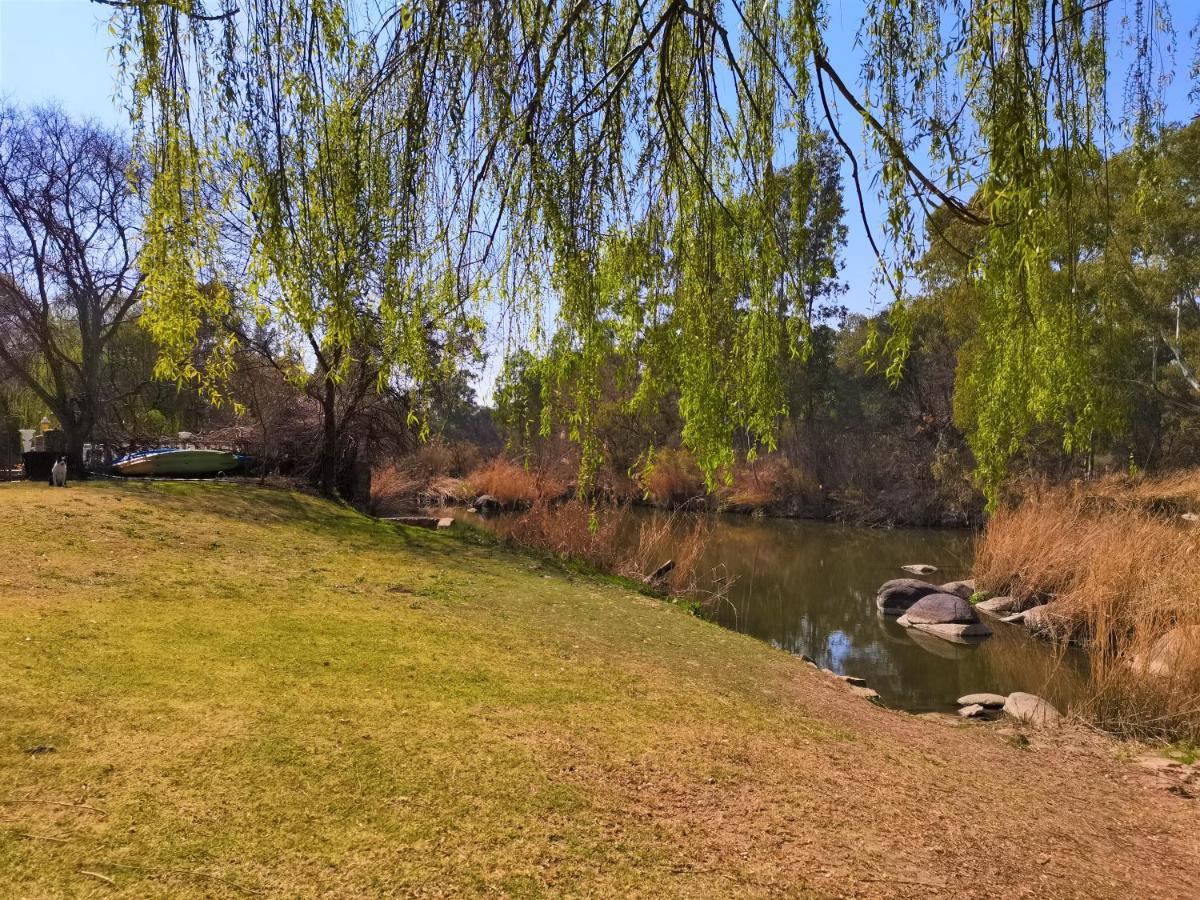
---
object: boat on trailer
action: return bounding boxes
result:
[114,448,240,478]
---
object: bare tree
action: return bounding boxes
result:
[0,105,142,468]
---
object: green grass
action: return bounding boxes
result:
[2,481,1198,898]
[0,482,838,896]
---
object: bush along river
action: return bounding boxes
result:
[446,507,1089,714]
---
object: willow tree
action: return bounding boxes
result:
[100,0,1193,499]
[111,0,477,494]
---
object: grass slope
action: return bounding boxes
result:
[0,482,1196,898]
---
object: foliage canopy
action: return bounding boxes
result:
[104,0,1194,498]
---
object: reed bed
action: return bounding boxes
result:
[976,478,1200,741]
[490,500,719,603]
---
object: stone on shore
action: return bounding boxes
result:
[958,703,988,718]
[875,578,941,615]
[1023,603,1074,640]
[1130,626,1200,678]
[958,693,1007,709]
[975,595,1026,617]
[1003,692,1061,727]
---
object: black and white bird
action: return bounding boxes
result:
[50,457,67,487]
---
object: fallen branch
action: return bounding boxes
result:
[78,870,117,886]
[13,830,69,843]
[83,861,263,896]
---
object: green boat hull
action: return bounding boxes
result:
[115,449,239,477]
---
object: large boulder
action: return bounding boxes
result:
[939,580,976,600]
[900,592,979,625]
[876,578,941,615]
[897,593,991,642]
[1003,692,1061,727]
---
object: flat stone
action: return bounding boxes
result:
[902,592,979,625]
[1003,692,1061,727]
[958,693,1007,709]
[838,674,868,687]
[958,704,987,718]
[849,685,881,702]
[976,595,1024,617]
[901,564,938,576]
[902,620,992,643]
[436,517,454,529]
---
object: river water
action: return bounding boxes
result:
[685,514,1086,712]
[453,507,1087,713]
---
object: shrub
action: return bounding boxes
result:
[641,448,705,507]
[370,465,422,516]
[466,458,551,507]
[720,453,824,514]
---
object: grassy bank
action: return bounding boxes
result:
[2,481,1198,897]
[975,474,1200,741]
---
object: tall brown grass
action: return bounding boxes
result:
[491,501,717,601]
[641,448,705,506]
[976,477,1200,741]
[466,458,566,507]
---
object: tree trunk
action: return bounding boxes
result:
[319,376,339,497]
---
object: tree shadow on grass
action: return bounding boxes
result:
[91,479,477,563]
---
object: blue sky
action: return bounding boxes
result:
[1,0,1195,328]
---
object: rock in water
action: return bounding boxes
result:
[901,592,979,625]
[958,693,1007,709]
[901,564,938,576]
[901,621,993,642]
[897,594,992,642]
[1003,692,1061,727]
[939,580,976,600]
[875,578,941,615]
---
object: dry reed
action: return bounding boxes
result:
[976,478,1200,741]
[491,501,716,601]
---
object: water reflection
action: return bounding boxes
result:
[688,515,1086,712]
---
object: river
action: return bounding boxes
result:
[454,506,1088,713]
